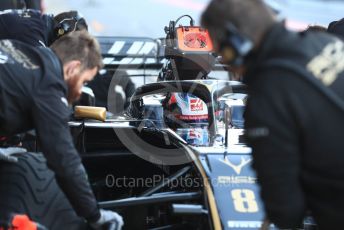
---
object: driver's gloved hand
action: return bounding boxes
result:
[89,209,124,230]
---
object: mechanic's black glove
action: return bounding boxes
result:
[89,209,124,230]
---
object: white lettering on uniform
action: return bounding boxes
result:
[307,40,344,86]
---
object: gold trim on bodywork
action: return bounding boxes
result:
[185,146,222,230]
[74,106,107,122]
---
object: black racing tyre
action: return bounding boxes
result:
[0,152,87,229]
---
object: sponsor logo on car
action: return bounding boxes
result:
[227,220,275,228]
[220,156,252,175]
[190,98,204,111]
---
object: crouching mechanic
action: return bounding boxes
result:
[202,0,344,229]
[0,9,89,146]
[0,31,123,229]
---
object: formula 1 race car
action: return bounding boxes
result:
[0,16,316,230]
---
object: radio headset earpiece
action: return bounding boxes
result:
[54,12,87,39]
[219,22,254,66]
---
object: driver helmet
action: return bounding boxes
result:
[163,92,209,146]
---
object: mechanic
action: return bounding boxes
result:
[88,70,136,112]
[0,0,42,11]
[0,9,89,147]
[202,0,344,229]
[0,31,123,229]
[0,9,87,47]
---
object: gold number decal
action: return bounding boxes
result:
[231,189,258,213]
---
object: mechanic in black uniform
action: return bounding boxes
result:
[0,31,123,229]
[0,9,89,147]
[88,70,135,112]
[202,0,344,229]
[0,0,39,11]
[0,9,87,47]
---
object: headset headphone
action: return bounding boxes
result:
[217,22,253,66]
[54,12,87,39]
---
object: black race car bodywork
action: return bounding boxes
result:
[69,34,270,229]
[70,80,266,230]
[0,36,315,230]
[76,36,317,230]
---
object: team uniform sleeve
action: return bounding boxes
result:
[32,88,100,222]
